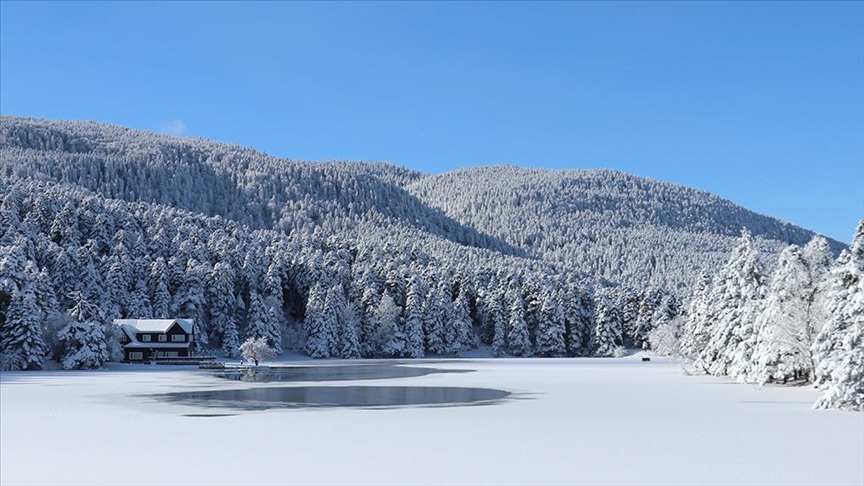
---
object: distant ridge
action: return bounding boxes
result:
[0,115,842,292]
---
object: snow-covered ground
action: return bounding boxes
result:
[1,357,862,486]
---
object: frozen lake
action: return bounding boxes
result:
[1,357,862,486]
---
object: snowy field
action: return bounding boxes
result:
[1,357,862,486]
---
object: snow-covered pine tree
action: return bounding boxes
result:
[507,290,532,357]
[621,291,641,348]
[101,257,128,323]
[536,291,566,357]
[358,285,381,358]
[246,289,281,352]
[373,291,403,357]
[564,285,593,357]
[814,321,863,411]
[680,272,713,361]
[149,257,172,319]
[633,292,657,349]
[813,221,863,411]
[208,261,239,356]
[813,220,864,390]
[126,278,152,320]
[488,288,507,357]
[0,282,45,369]
[303,283,333,358]
[648,314,683,356]
[697,229,766,380]
[337,302,361,360]
[58,292,109,370]
[521,277,543,345]
[645,294,677,350]
[591,292,623,357]
[801,236,833,368]
[403,276,426,359]
[750,245,812,384]
[423,282,450,355]
[172,259,208,349]
[324,284,360,359]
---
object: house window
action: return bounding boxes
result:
[171,335,185,342]
[129,352,144,361]
[166,351,179,358]
[158,335,167,342]
[141,335,151,342]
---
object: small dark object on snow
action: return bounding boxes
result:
[641,357,651,362]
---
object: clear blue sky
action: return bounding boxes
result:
[1,1,862,242]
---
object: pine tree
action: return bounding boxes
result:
[621,292,641,348]
[373,291,403,357]
[444,291,474,356]
[303,283,332,358]
[423,282,450,355]
[247,289,280,350]
[813,220,864,390]
[591,293,622,357]
[1,283,46,369]
[488,289,507,357]
[680,272,713,360]
[814,322,863,411]
[172,259,209,349]
[403,276,426,359]
[101,257,127,323]
[751,246,812,384]
[536,292,566,357]
[337,301,361,360]
[149,257,171,318]
[647,295,676,350]
[126,278,153,319]
[802,236,833,368]
[57,319,109,370]
[358,286,381,358]
[633,292,657,349]
[812,222,862,411]
[564,287,592,357]
[697,229,766,379]
[208,262,239,356]
[507,291,532,357]
[325,284,360,359]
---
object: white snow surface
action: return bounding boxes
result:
[1,357,862,486]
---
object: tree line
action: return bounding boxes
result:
[0,177,678,370]
[650,223,863,411]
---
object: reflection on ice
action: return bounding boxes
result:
[211,364,471,383]
[154,385,510,410]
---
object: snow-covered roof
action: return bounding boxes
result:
[114,319,194,334]
[114,319,194,349]
[123,342,191,349]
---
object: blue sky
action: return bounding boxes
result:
[1,1,862,242]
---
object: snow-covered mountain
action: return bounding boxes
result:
[1,116,841,290]
[0,116,526,259]
[0,115,844,368]
[407,166,843,290]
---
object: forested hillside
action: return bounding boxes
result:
[407,166,843,290]
[0,115,843,371]
[0,116,525,258]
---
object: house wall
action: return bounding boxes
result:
[121,321,194,362]
[124,347,190,361]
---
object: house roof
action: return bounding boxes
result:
[123,342,192,349]
[113,319,194,350]
[114,319,194,334]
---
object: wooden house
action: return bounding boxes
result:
[114,319,194,362]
